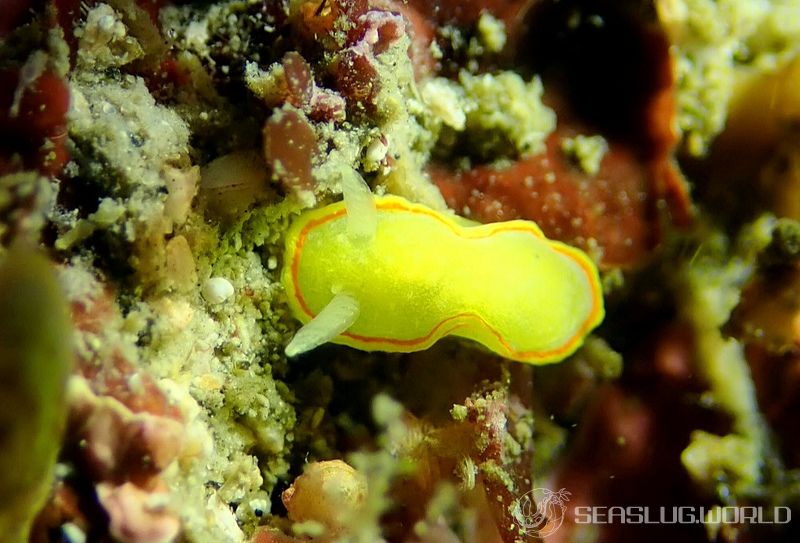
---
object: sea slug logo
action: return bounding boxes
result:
[511,487,791,536]
[513,487,571,537]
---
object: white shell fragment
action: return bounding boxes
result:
[202,277,234,304]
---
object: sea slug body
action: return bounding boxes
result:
[282,195,604,364]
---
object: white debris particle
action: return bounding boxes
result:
[202,277,235,304]
[62,523,87,543]
[420,77,467,130]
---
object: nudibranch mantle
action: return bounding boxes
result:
[282,195,604,364]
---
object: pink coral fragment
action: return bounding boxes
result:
[350,10,406,55]
[263,108,317,194]
[96,481,180,543]
[281,52,346,121]
[67,377,185,486]
[282,52,314,109]
[333,9,407,111]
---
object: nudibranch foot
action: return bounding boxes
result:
[285,292,360,357]
[282,195,604,364]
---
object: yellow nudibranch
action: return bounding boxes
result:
[282,195,604,364]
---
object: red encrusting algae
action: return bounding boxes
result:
[431,129,658,268]
[0,69,71,177]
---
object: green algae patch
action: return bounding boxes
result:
[0,249,72,542]
[676,217,775,496]
[475,12,507,54]
[561,134,609,176]
[659,0,800,155]
[459,70,556,160]
[220,197,300,254]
